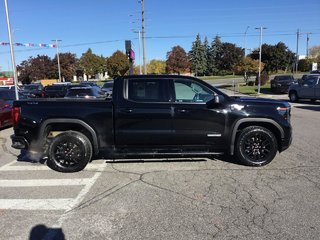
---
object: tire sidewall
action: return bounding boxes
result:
[47,131,92,172]
[235,126,277,167]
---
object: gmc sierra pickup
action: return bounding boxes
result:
[11,75,292,172]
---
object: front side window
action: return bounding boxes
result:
[173,79,214,103]
[304,77,317,87]
[127,79,168,102]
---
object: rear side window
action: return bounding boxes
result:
[127,79,168,102]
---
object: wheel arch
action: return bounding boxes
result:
[39,118,99,155]
[230,118,284,155]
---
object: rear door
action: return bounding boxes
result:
[114,77,173,146]
[170,78,226,148]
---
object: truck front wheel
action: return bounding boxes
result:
[235,126,277,167]
[47,131,92,172]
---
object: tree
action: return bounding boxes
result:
[79,48,105,78]
[234,57,264,83]
[298,58,312,72]
[17,55,55,84]
[166,45,190,74]
[203,37,210,75]
[106,50,129,77]
[207,36,223,75]
[250,42,295,73]
[189,34,207,76]
[147,59,166,74]
[52,52,78,81]
[219,42,244,75]
[309,45,320,59]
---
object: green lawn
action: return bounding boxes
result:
[226,82,272,95]
[199,75,242,80]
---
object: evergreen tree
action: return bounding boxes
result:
[207,36,222,75]
[203,37,210,75]
[189,34,207,76]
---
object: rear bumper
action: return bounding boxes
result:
[11,135,29,149]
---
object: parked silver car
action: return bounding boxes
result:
[288,74,320,102]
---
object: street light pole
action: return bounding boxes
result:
[135,30,142,75]
[4,0,19,100]
[52,40,62,82]
[295,29,299,74]
[255,26,267,94]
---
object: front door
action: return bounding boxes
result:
[300,77,317,98]
[315,78,320,98]
[170,78,226,149]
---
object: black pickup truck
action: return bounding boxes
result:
[11,75,292,172]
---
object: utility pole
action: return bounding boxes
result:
[295,29,299,74]
[306,32,311,58]
[52,40,62,82]
[4,0,19,100]
[141,0,147,74]
[255,27,267,94]
[244,26,250,81]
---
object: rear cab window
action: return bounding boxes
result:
[126,78,169,102]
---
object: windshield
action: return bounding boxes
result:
[23,85,42,91]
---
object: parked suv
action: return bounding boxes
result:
[20,83,44,98]
[288,74,320,102]
[270,75,295,93]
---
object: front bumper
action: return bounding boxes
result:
[11,135,29,149]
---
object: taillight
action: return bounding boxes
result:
[277,106,290,121]
[12,107,21,127]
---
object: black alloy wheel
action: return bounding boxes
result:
[47,131,92,172]
[289,91,298,102]
[235,126,277,166]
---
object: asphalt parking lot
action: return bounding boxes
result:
[0,95,320,240]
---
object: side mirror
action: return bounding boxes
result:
[206,95,224,108]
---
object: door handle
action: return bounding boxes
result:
[120,108,133,113]
[177,109,188,113]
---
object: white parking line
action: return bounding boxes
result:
[0,163,104,171]
[0,199,74,210]
[0,178,91,187]
[0,162,106,211]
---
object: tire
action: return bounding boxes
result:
[47,131,92,172]
[235,126,278,167]
[289,91,298,102]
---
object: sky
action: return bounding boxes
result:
[0,0,319,71]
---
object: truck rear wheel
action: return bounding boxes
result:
[235,126,277,167]
[47,131,92,172]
